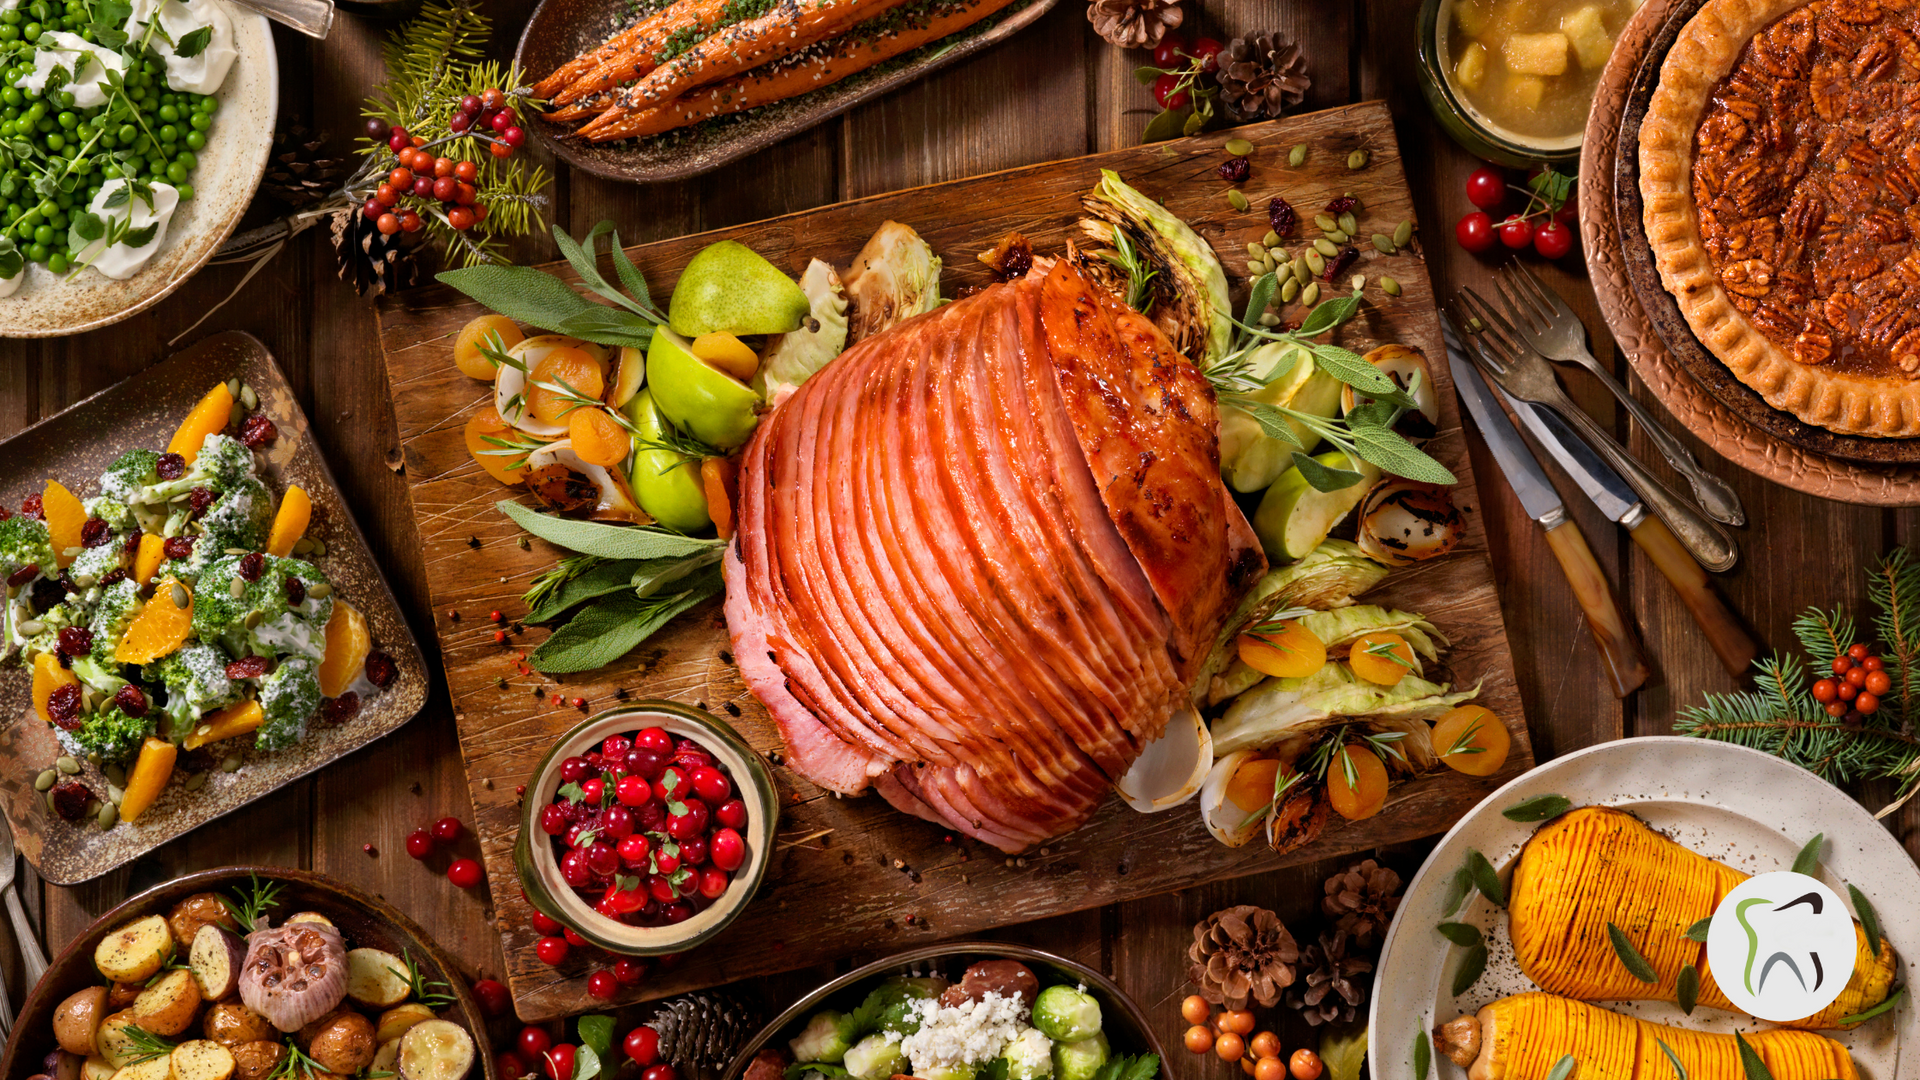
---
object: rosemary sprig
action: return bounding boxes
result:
[388,948,457,1009]
[524,553,609,614]
[267,1040,328,1080]
[1097,224,1158,315]
[123,1026,176,1065]
[1363,639,1417,669]
[221,874,283,934]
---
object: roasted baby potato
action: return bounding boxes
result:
[344,949,410,1010]
[374,1004,435,1046]
[203,1004,273,1047]
[308,1012,377,1075]
[167,894,237,953]
[94,1010,144,1069]
[284,912,336,929]
[190,925,247,1002]
[370,1041,402,1078]
[110,1055,172,1080]
[105,984,142,1010]
[132,968,203,1037]
[171,1040,238,1080]
[94,915,173,983]
[53,987,108,1056]
[229,1042,285,1080]
[80,1057,114,1080]
[397,1020,475,1080]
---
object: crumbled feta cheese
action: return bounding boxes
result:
[901,992,1031,1071]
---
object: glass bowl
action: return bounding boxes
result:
[1415,0,1585,168]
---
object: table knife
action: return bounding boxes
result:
[1498,378,1759,679]
[1441,320,1650,697]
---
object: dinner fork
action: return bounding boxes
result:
[1494,263,1746,527]
[1451,288,1740,573]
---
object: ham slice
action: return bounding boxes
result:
[724,261,1264,849]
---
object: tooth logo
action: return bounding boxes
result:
[1706,872,1857,1022]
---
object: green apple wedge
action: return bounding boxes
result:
[1218,342,1344,493]
[646,326,762,451]
[1252,450,1381,562]
[622,388,712,533]
[667,240,811,337]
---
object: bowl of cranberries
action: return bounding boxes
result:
[515,701,777,955]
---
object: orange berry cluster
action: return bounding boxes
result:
[1812,642,1891,720]
[1177,996,1322,1080]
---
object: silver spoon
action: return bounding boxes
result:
[0,815,47,1032]
[231,0,334,40]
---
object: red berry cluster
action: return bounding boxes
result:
[498,1023,678,1080]
[404,815,486,888]
[361,89,524,237]
[1145,33,1224,111]
[1453,164,1576,260]
[1813,642,1892,719]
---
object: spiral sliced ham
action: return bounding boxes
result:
[725,259,1264,850]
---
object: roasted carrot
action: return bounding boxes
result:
[532,0,718,102]
[576,0,898,138]
[580,0,1023,141]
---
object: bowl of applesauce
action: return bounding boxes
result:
[1415,0,1632,165]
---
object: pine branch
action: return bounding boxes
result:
[1869,548,1920,722]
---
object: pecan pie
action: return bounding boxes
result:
[1641,0,1920,437]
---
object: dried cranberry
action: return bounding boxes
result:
[163,536,195,559]
[113,684,148,718]
[285,576,306,606]
[1268,196,1297,237]
[80,518,110,548]
[238,552,265,582]
[49,779,91,821]
[1322,245,1359,283]
[56,627,92,658]
[187,488,215,518]
[46,683,82,729]
[364,650,398,688]
[6,563,37,589]
[155,453,186,480]
[1217,156,1251,182]
[1324,194,1359,216]
[241,414,279,450]
[123,528,143,557]
[323,692,361,722]
[19,493,42,519]
[98,568,127,588]
[225,656,270,680]
[0,504,10,521]
[28,577,64,612]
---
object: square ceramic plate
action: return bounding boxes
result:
[0,331,428,884]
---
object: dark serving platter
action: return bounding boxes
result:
[1609,0,1920,465]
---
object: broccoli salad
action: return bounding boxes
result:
[761,959,1159,1080]
[0,379,398,830]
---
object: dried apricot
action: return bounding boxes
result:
[702,457,738,541]
[1325,744,1388,820]
[690,332,760,381]
[31,651,80,726]
[464,407,528,486]
[265,486,311,557]
[1223,757,1282,819]
[1348,631,1415,686]
[1432,704,1510,776]
[182,700,264,751]
[118,737,178,822]
[526,347,606,425]
[169,383,235,464]
[1238,621,1327,680]
[40,479,86,568]
[568,408,630,468]
[117,575,193,664]
[453,315,524,380]
[317,600,370,699]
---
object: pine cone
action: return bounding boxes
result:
[261,123,347,209]
[1086,0,1182,49]
[329,209,422,297]
[1287,930,1373,1027]
[1188,905,1298,1010]
[1217,32,1310,121]
[1321,859,1402,950]
[648,991,764,1080]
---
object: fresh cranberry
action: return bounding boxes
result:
[560,850,592,888]
[50,779,90,820]
[238,552,265,581]
[1553,188,1580,227]
[647,875,677,903]
[447,858,484,888]
[710,827,746,872]
[1455,211,1495,253]
[240,414,279,449]
[635,727,673,753]
[285,575,306,607]
[666,799,709,841]
[605,882,645,914]
[624,1028,660,1066]
[79,518,109,548]
[155,453,186,480]
[678,834,708,866]
[162,536,195,559]
[497,1052,528,1079]
[530,910,562,934]
[624,747,668,781]
[660,903,692,926]
[534,936,570,966]
[406,829,435,859]
[387,126,411,152]
[6,563,36,589]
[564,822,594,850]
[1268,195,1297,237]
[562,926,588,947]
[540,805,569,835]
[614,959,647,986]
[586,971,617,1000]
[581,778,605,806]
[1189,37,1224,69]
[653,847,680,876]
[697,868,730,900]
[601,734,631,758]
[1465,165,1506,211]
[113,684,148,718]
[689,766,731,804]
[616,775,651,807]
[18,493,41,519]
[657,765,689,801]
[432,816,462,842]
[543,1047,576,1080]
[584,841,618,878]
[618,834,651,865]
[56,626,92,658]
[323,692,360,722]
[560,756,593,784]
[635,801,667,832]
[715,797,748,831]
[472,979,511,1017]
[598,805,633,839]
[187,487,215,517]
[1216,157,1250,183]
[226,656,270,680]
[1150,32,1187,67]
[594,893,622,920]
[46,684,82,730]
[1532,219,1574,259]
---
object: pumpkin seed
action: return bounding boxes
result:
[1292,254,1310,280]
[1394,219,1415,247]
[1373,233,1397,255]
[308,583,333,599]
[1225,137,1254,157]
[1267,244,1287,262]
[107,783,124,805]
[1245,260,1265,277]
[310,539,327,557]
[1314,214,1337,232]
[1280,278,1301,303]
[1288,144,1307,167]
[1351,275,1367,291]
[292,537,314,556]
[224,547,249,556]
[220,754,243,773]
[184,771,207,792]
[225,378,241,399]
[96,802,117,829]
[72,573,96,589]
[243,610,263,630]
[1246,242,1266,260]
[1306,250,1326,275]
[1381,276,1403,296]
[43,790,56,815]
[1301,282,1321,307]
[229,577,246,599]
[1261,230,1280,248]
[33,769,56,792]
[1314,238,1339,258]
[243,385,260,411]
[16,619,43,636]
[57,756,80,775]
[1228,190,1250,212]
[104,762,126,787]
[1327,230,1349,244]
[172,583,189,609]
[1258,313,1281,327]
[1339,212,1357,235]
[1348,149,1370,169]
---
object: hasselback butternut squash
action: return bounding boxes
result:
[1434,993,1858,1080]
[1510,806,1896,1029]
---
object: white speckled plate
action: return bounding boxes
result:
[0,1,276,338]
[1370,737,1918,1080]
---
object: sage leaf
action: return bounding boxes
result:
[1849,883,1884,957]
[632,547,724,598]
[1413,1031,1430,1080]
[498,500,722,560]
[1677,964,1699,1015]
[1607,923,1658,983]
[1441,866,1472,916]
[529,567,722,674]
[1734,1032,1774,1080]
[1655,1040,1688,1080]
[1545,1056,1575,1080]
[1435,922,1482,948]
[1242,272,1277,337]
[550,305,657,349]
[1141,106,1188,144]
[1685,917,1712,943]
[1292,450,1365,493]
[1792,833,1823,876]
[1465,848,1505,907]
[1295,291,1361,337]
[553,221,658,321]
[1348,420,1458,484]
[1835,985,1904,1026]
[438,264,607,336]
[1222,397,1306,448]
[526,559,643,623]
[1503,794,1572,822]
[1451,942,1487,996]
[610,240,653,309]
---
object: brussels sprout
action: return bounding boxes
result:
[256,657,321,752]
[789,1010,858,1065]
[999,1029,1053,1080]
[920,1064,978,1080]
[843,1033,907,1080]
[146,642,240,736]
[1050,1034,1108,1080]
[1031,986,1102,1043]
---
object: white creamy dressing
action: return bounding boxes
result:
[124,0,236,95]
[67,179,180,280]
[22,31,124,108]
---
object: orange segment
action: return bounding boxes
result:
[526,347,606,424]
[569,408,630,467]
[690,332,760,381]
[1238,621,1327,679]
[1349,631,1415,686]
[181,700,264,751]
[132,534,166,587]
[31,652,80,725]
[118,737,178,821]
[265,486,311,558]
[453,315,524,381]
[1326,744,1388,820]
[169,383,235,464]
[316,600,370,699]
[41,479,86,568]
[116,576,193,664]
[465,408,528,486]
[1433,704,1511,776]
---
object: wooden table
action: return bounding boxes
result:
[3,0,1917,1064]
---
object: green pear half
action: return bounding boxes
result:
[1252,451,1382,562]
[646,327,762,451]
[667,240,811,337]
[621,387,712,533]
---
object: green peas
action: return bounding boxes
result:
[52,192,69,209]
[1,10,17,23]
[145,153,162,172]
[173,150,195,170]
[0,24,17,39]
[21,23,39,40]
[140,59,155,73]
[4,204,19,222]
[163,160,184,183]
[25,242,45,261]
[116,122,134,143]
[31,223,50,245]
[56,110,73,128]
[48,211,65,229]
[188,112,208,131]
[46,251,65,273]
[100,163,119,179]
[24,102,43,122]
[182,130,202,150]
[35,117,52,134]
[158,104,178,123]
[173,182,190,200]
[157,124,175,143]
[55,90,70,107]
[197,96,217,115]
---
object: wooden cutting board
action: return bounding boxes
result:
[373,100,1534,1022]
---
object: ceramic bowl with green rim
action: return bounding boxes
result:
[1415,0,1584,168]
[515,700,778,955]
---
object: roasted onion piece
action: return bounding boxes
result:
[1356,481,1464,566]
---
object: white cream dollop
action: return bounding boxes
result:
[22,32,125,108]
[0,264,24,297]
[125,0,235,95]
[67,179,180,280]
